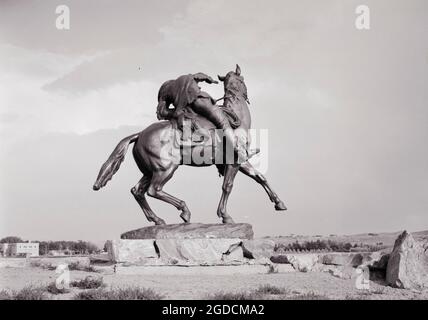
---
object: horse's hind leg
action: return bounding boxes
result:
[131,176,166,225]
[239,161,287,211]
[147,166,192,223]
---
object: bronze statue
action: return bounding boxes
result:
[93,65,287,225]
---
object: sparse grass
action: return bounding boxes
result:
[30,260,97,272]
[13,285,48,300]
[207,291,260,300]
[207,287,330,300]
[208,285,288,300]
[46,282,70,294]
[30,261,55,270]
[0,290,13,300]
[254,284,287,295]
[345,290,374,300]
[71,276,104,289]
[287,292,330,300]
[68,262,98,272]
[345,294,368,300]
[73,287,163,300]
[372,288,385,295]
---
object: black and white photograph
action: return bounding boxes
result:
[1,0,428,309]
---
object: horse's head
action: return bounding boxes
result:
[218,64,249,104]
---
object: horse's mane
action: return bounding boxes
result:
[224,76,249,103]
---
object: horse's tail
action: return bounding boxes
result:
[93,133,140,191]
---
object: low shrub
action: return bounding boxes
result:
[30,261,55,270]
[207,291,259,300]
[0,290,13,300]
[287,292,330,300]
[13,285,48,300]
[68,262,97,272]
[73,287,163,300]
[275,240,355,253]
[71,276,104,289]
[46,282,70,294]
[254,284,287,295]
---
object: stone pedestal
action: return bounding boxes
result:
[107,223,271,266]
[121,223,254,240]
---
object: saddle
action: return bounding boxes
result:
[171,105,241,144]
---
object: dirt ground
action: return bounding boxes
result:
[1,266,427,300]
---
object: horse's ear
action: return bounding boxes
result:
[218,75,226,82]
[235,64,241,76]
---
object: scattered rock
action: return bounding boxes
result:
[370,253,390,270]
[386,231,428,290]
[121,223,254,240]
[321,252,380,268]
[286,254,321,272]
[270,255,289,264]
[241,239,275,259]
[327,265,355,280]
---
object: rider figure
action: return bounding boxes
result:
[156,72,247,162]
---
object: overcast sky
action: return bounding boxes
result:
[1,0,427,243]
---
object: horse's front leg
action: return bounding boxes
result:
[217,164,240,224]
[239,161,287,211]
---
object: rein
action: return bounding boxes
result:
[215,95,232,103]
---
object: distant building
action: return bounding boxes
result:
[0,243,39,257]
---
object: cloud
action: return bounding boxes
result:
[0,45,159,147]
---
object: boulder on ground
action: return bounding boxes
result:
[241,239,275,259]
[321,252,385,268]
[285,254,321,272]
[325,265,355,280]
[270,255,290,264]
[386,231,428,290]
[370,253,390,270]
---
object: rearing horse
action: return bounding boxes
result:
[93,65,287,225]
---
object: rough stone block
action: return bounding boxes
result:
[270,254,290,264]
[155,238,246,265]
[107,239,159,264]
[241,239,275,259]
[285,254,321,272]
[386,231,428,290]
[320,252,377,267]
[121,223,254,240]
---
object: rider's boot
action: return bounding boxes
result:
[192,97,248,163]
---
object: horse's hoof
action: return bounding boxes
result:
[154,218,166,225]
[275,201,287,211]
[222,216,235,224]
[180,211,191,223]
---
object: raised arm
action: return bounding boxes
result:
[192,72,219,84]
